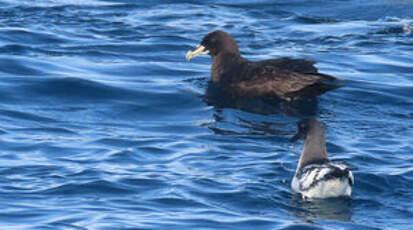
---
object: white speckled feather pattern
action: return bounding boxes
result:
[290,119,354,199]
[292,162,353,199]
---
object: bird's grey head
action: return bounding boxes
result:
[186,30,240,61]
[290,118,325,143]
[291,118,328,169]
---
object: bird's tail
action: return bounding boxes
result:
[286,81,343,99]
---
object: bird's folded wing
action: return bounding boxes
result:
[258,57,318,74]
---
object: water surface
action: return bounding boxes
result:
[0,0,412,229]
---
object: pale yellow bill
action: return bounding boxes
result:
[185,45,209,61]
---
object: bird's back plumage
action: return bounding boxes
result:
[291,119,354,199]
[233,59,340,100]
[292,162,354,199]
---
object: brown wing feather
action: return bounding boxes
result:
[257,57,318,74]
[236,63,338,100]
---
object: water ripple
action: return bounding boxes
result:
[0,0,411,229]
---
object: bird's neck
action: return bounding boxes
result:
[297,130,329,171]
[211,52,244,83]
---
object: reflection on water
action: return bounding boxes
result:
[289,194,353,222]
[203,81,324,135]
[208,109,290,135]
[204,82,320,116]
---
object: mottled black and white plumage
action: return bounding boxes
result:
[186,30,342,101]
[290,119,354,199]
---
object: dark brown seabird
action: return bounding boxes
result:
[186,30,342,101]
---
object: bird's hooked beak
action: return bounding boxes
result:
[290,129,304,143]
[185,45,209,61]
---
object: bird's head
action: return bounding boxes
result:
[290,118,324,142]
[186,30,240,61]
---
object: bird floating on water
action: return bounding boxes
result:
[186,30,342,101]
[290,119,354,199]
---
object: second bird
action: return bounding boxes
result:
[290,119,354,199]
[186,30,342,101]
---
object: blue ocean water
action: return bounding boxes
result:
[0,0,412,229]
